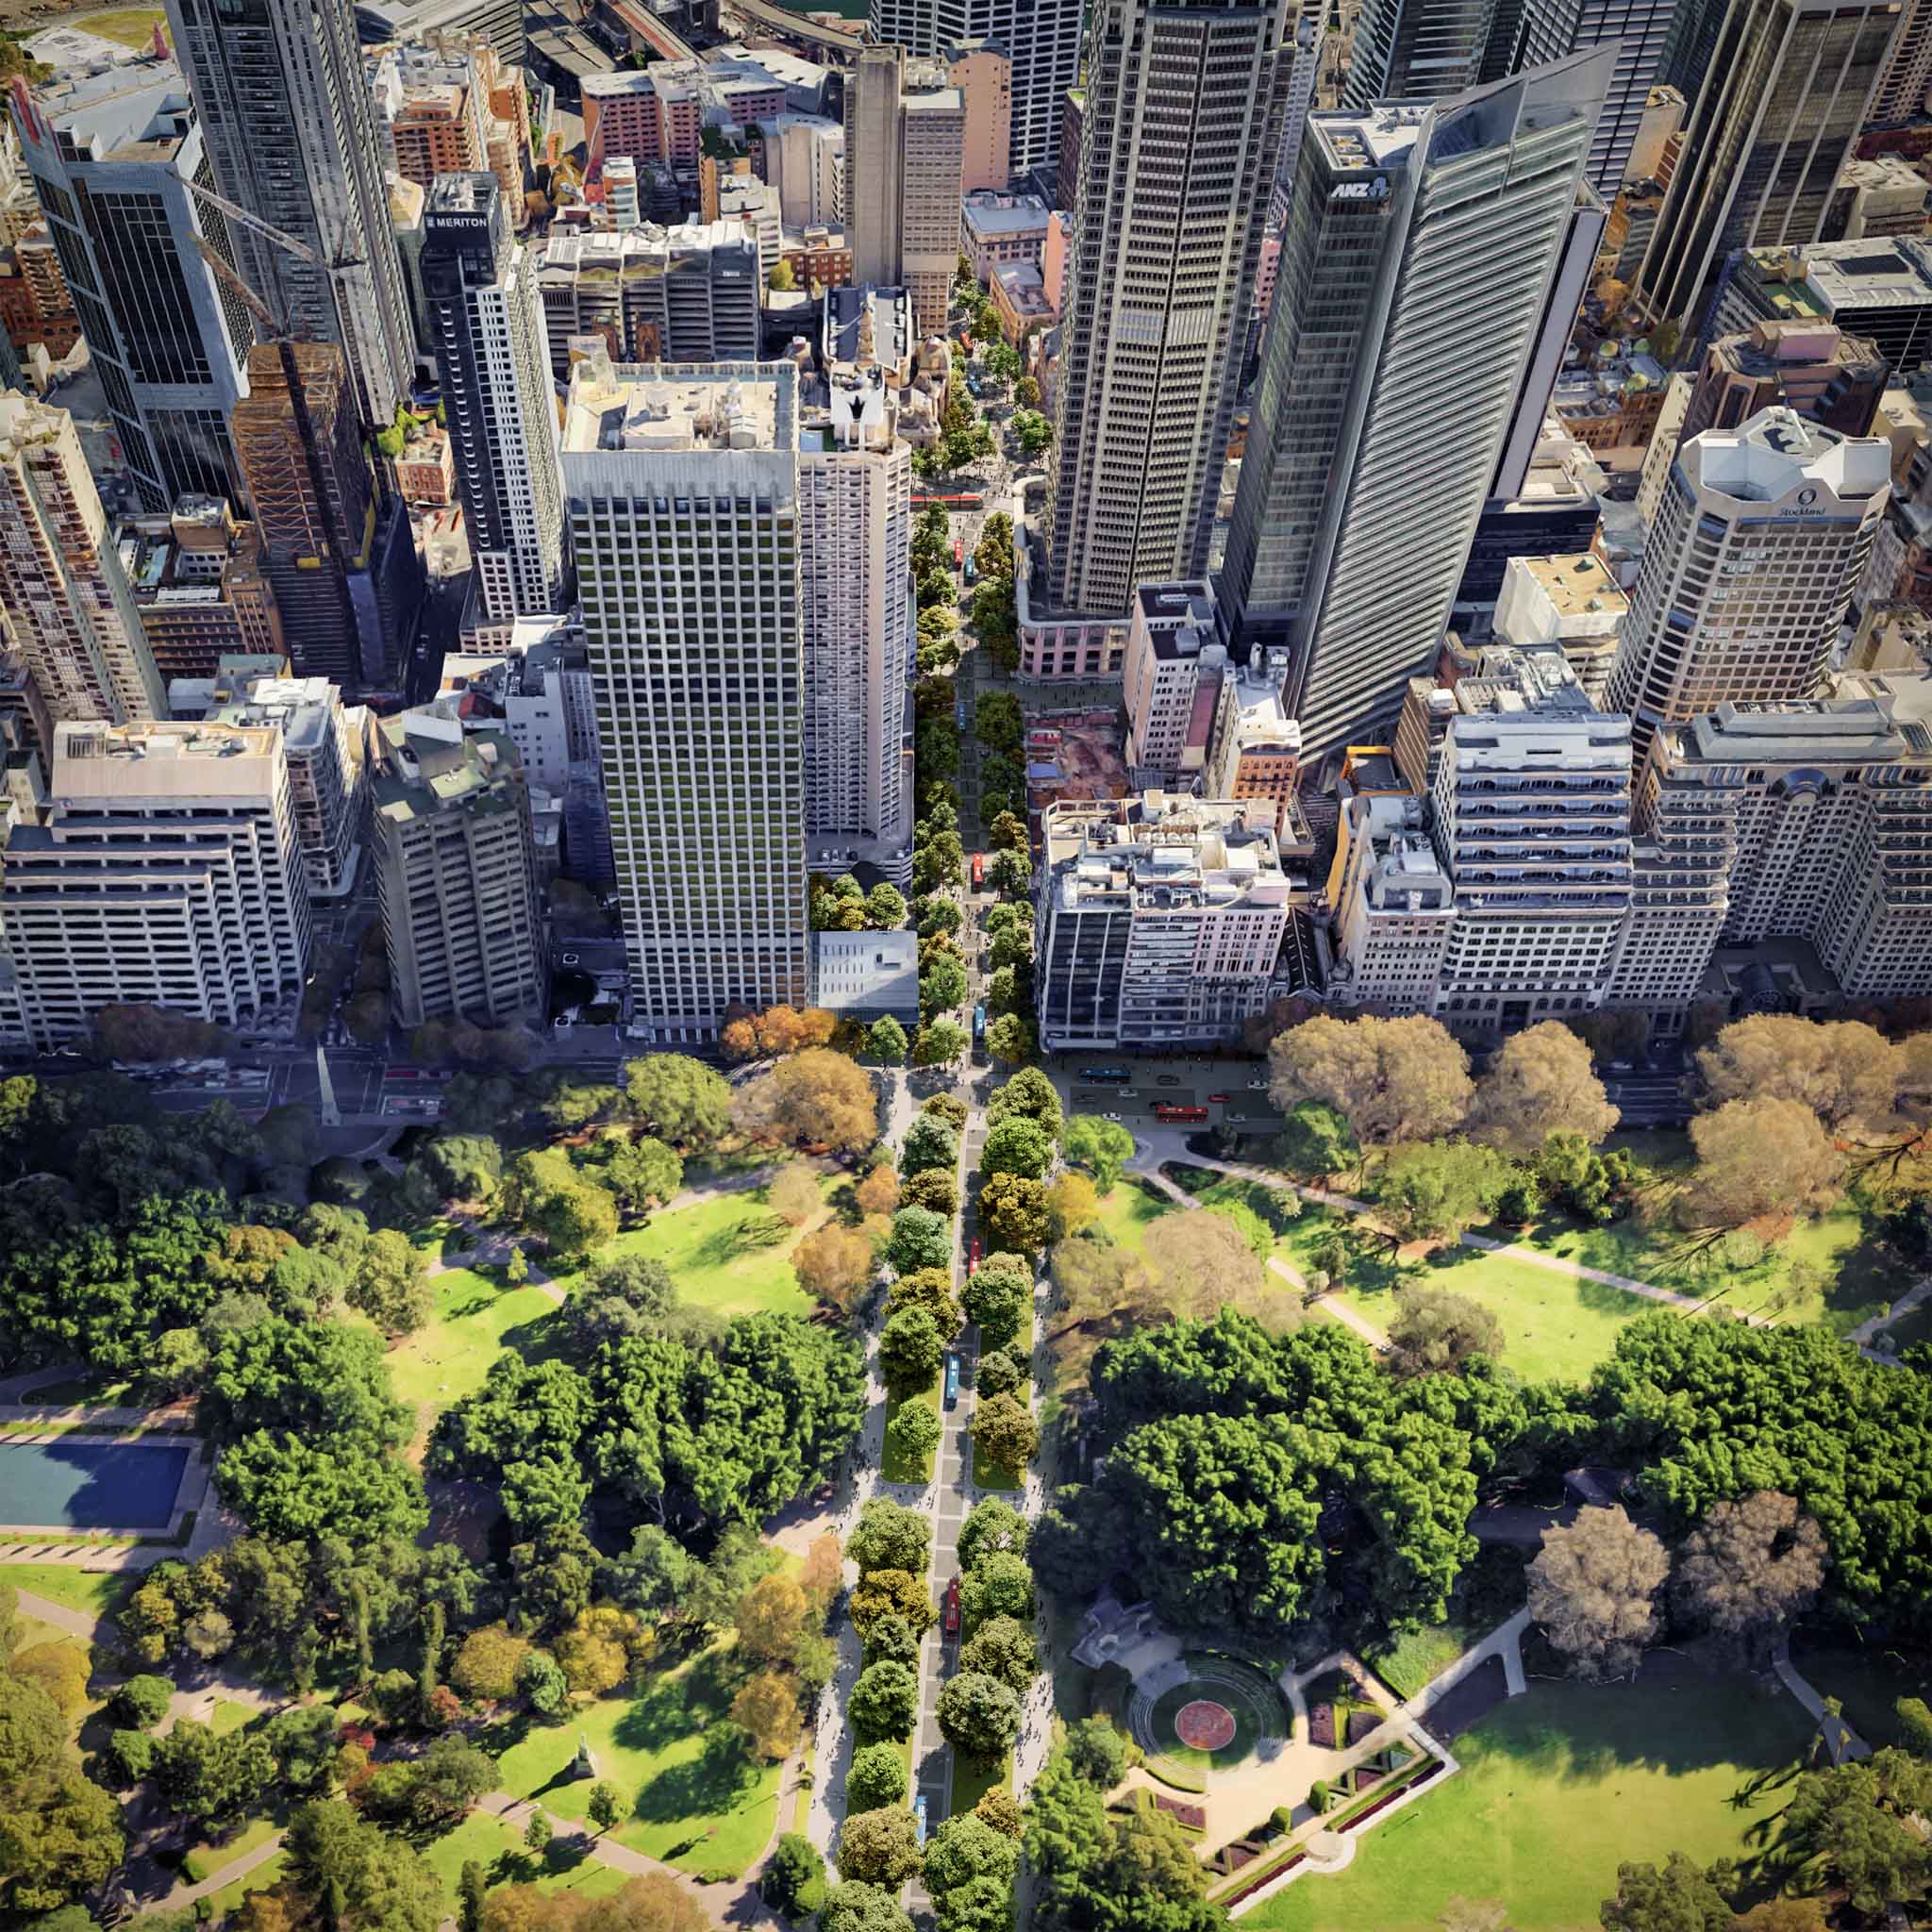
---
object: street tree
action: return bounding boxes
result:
[849,1498,932,1575]
[792,1224,874,1314]
[886,1397,941,1468]
[1528,1507,1668,1680]
[887,1206,953,1275]
[624,1055,732,1146]
[847,1741,908,1812]
[961,1260,1029,1351]
[936,1672,1022,1759]
[1061,1116,1136,1192]
[958,1614,1036,1693]
[1465,1022,1619,1157]
[849,1661,921,1741]
[879,1307,946,1392]
[985,1013,1035,1066]
[979,1174,1050,1255]
[972,1391,1039,1470]
[900,1112,959,1175]
[981,1115,1052,1179]
[867,1018,908,1065]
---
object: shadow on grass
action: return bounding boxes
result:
[613,1652,740,1756]
[629,1727,760,1828]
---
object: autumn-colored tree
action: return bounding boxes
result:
[733,1049,877,1153]
[1141,1210,1273,1323]
[857,1164,901,1217]
[732,1672,801,1761]
[769,1164,823,1227]
[1464,1022,1618,1157]
[1698,1015,1902,1130]
[1268,1013,1473,1150]
[1687,1096,1846,1228]
[1045,1172,1100,1241]
[735,1574,810,1665]
[451,1624,530,1702]
[979,1173,1051,1254]
[792,1223,875,1314]
[1672,1491,1825,1661]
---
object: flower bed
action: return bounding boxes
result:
[1308,1703,1336,1747]
[1154,1793,1207,1831]
[1346,1707,1382,1745]
[1335,1752,1443,1831]
[1216,1846,1307,1910]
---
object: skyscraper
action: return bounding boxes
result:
[1607,406,1890,763]
[561,352,809,1042]
[844,47,965,337]
[1220,53,1611,763]
[1344,0,1500,104]
[1044,0,1291,620]
[800,374,914,886]
[867,0,1082,182]
[422,174,564,624]
[0,392,163,726]
[11,58,253,510]
[1633,0,1900,335]
[1511,0,1676,192]
[164,0,415,428]
[1871,0,1932,119]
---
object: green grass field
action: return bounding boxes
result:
[386,1268,560,1410]
[184,1812,281,1883]
[949,1752,1009,1820]
[1246,1661,1813,1932]
[490,1643,782,1879]
[0,1565,128,1621]
[75,6,168,45]
[557,1187,822,1319]
[203,1850,286,1917]
[1362,1624,1472,1703]
[1093,1178,1172,1252]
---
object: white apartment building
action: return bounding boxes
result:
[562,353,810,1041]
[214,676,363,897]
[799,374,914,887]
[0,719,310,1048]
[1121,581,1222,791]
[1429,649,1634,1029]
[1327,791,1456,1010]
[370,707,544,1026]
[1034,793,1291,1051]
[1044,0,1290,619]
[423,175,566,623]
[1607,406,1891,764]
[441,615,598,791]
[0,394,164,727]
[1491,552,1627,704]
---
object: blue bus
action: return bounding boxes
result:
[944,1352,960,1410]
[1081,1064,1130,1082]
[915,1794,929,1844]
[964,555,978,585]
[973,1002,987,1042]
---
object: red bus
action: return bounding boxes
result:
[912,492,984,510]
[971,853,985,891]
[953,536,964,568]
[942,1576,961,1640]
[1156,1105,1209,1124]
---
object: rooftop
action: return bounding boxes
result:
[1044,793,1291,912]
[961,192,1052,237]
[1682,404,1891,504]
[373,708,524,825]
[51,720,280,799]
[1518,552,1624,616]
[561,353,794,455]
[16,53,192,161]
[1307,104,1427,175]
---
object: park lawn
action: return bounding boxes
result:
[1245,1660,1812,1932]
[209,1698,255,1737]
[1334,1242,1660,1381]
[1789,1639,1931,1752]
[491,1641,782,1879]
[949,1752,1009,1821]
[883,1371,941,1484]
[386,1268,560,1410]
[184,1813,282,1883]
[558,1183,834,1319]
[76,6,168,44]
[416,1811,634,1907]
[0,1565,128,1620]
[203,1851,286,1917]
[1093,1178,1171,1253]
[1362,1624,1472,1703]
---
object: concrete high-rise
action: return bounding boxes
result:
[1220,53,1611,765]
[800,373,914,886]
[0,718,310,1049]
[560,352,809,1042]
[844,48,965,337]
[868,0,1082,182]
[422,174,564,624]
[947,42,1011,194]
[1345,0,1499,104]
[12,57,253,510]
[370,705,544,1025]
[1633,0,1900,335]
[1510,0,1675,193]
[1871,0,1932,120]
[164,0,415,428]
[1607,406,1890,762]
[0,392,163,726]
[1044,0,1291,620]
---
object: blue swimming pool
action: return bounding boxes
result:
[0,1440,192,1529]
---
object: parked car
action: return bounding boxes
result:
[1156,1074,1182,1087]
[1207,1091,1231,1103]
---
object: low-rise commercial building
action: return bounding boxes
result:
[1491,552,1627,703]
[959,190,1050,281]
[1034,792,1291,1051]
[1676,321,1888,446]
[117,500,284,681]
